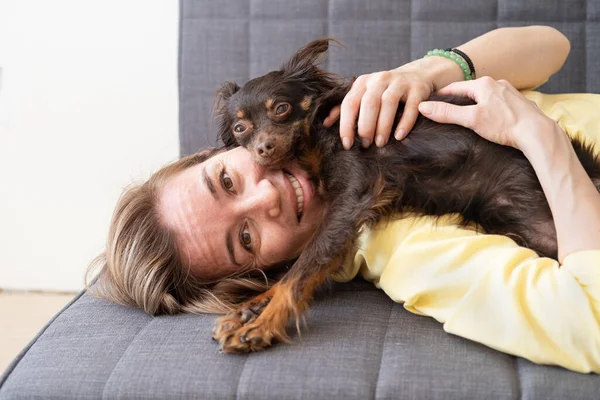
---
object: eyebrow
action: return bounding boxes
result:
[203,164,242,268]
[226,231,242,267]
[202,166,219,200]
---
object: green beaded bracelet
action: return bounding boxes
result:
[424,49,474,81]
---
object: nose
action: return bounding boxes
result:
[256,139,275,159]
[240,177,281,218]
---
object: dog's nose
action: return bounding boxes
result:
[257,140,275,158]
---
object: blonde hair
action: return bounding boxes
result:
[86,148,276,315]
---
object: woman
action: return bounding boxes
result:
[87,26,600,372]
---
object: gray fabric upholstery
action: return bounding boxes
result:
[2,282,599,399]
[2,1,600,399]
[179,0,600,155]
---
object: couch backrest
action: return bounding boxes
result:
[179,0,600,155]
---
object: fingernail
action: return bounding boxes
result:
[375,135,385,147]
[362,139,370,148]
[395,129,406,140]
[342,137,351,150]
[419,102,433,115]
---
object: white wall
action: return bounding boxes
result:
[0,1,180,292]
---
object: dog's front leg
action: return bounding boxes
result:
[211,281,295,352]
[212,194,365,353]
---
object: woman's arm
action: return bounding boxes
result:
[326,26,571,149]
[521,122,600,262]
[418,77,600,261]
[428,25,570,93]
[345,214,600,373]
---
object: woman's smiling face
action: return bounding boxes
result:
[159,146,325,281]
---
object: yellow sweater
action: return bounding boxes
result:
[332,92,600,374]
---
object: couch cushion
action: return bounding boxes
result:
[1,280,599,399]
[179,0,600,155]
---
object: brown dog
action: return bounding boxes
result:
[211,39,600,353]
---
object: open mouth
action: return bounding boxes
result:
[283,169,304,222]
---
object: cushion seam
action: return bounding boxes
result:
[372,301,394,400]
[515,358,523,400]
[234,354,251,400]
[101,317,154,399]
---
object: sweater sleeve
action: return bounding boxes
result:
[336,214,600,374]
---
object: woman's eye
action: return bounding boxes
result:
[233,123,246,134]
[275,103,290,115]
[220,169,234,191]
[240,225,252,251]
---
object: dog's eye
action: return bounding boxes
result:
[275,103,290,115]
[240,223,252,252]
[233,123,247,134]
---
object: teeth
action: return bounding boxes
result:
[284,171,304,218]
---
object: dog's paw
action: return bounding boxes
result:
[216,319,280,353]
[212,297,274,353]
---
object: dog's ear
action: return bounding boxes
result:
[309,82,352,124]
[214,81,240,148]
[282,38,341,79]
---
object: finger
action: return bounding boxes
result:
[418,101,478,129]
[324,105,341,128]
[340,81,367,149]
[374,86,402,147]
[394,95,420,140]
[357,89,384,147]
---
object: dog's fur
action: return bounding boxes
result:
[211,39,600,353]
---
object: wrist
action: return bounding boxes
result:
[401,56,464,92]
[517,119,566,158]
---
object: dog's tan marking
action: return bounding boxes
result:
[290,118,312,138]
[265,98,274,110]
[300,96,312,111]
[304,116,312,137]
[357,176,395,228]
[213,254,345,354]
[299,148,323,179]
[236,109,245,119]
[212,282,295,353]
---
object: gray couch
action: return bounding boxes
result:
[2,1,600,399]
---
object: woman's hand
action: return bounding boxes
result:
[417,76,600,261]
[324,62,436,149]
[417,77,557,151]
[324,26,569,151]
